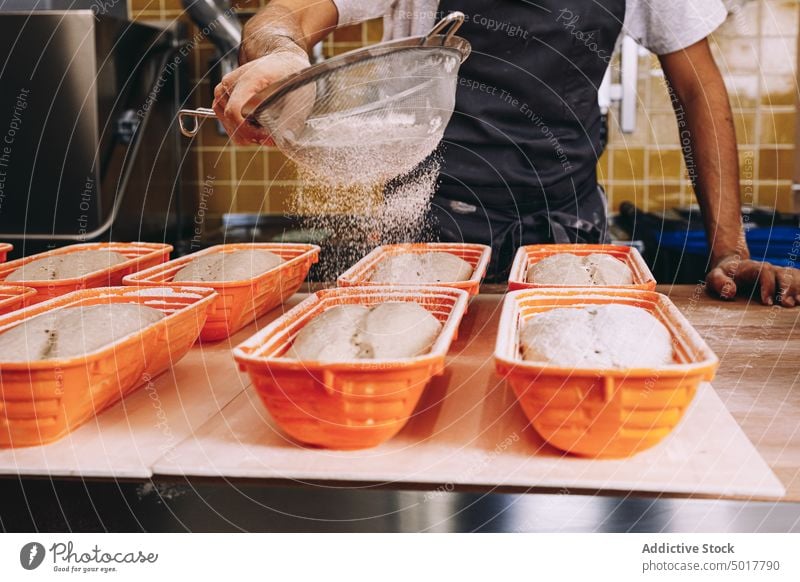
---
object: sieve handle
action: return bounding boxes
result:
[423,11,465,45]
[178,107,217,137]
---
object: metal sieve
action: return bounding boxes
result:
[179,12,471,184]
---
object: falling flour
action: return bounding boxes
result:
[290,155,441,281]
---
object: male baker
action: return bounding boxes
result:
[213,0,800,305]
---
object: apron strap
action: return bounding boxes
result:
[547,211,604,243]
[547,214,572,243]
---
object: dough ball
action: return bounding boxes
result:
[356,302,441,359]
[525,252,632,286]
[0,304,164,362]
[519,308,607,367]
[58,250,128,277]
[6,249,127,282]
[369,252,473,283]
[584,253,634,285]
[287,302,442,362]
[0,311,59,361]
[591,304,673,368]
[369,254,420,283]
[519,305,673,369]
[5,256,61,282]
[51,304,164,359]
[173,249,283,283]
[526,253,592,285]
[288,304,368,361]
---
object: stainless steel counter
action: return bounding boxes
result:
[1,478,798,532]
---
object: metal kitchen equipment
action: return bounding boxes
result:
[182,0,241,116]
[179,12,471,184]
[0,8,191,253]
[182,0,241,62]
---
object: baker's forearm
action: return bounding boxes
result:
[678,85,746,262]
[240,0,339,63]
[660,41,748,264]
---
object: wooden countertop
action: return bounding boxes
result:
[654,284,800,500]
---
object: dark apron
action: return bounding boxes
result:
[433,0,626,281]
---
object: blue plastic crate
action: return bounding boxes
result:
[657,226,799,267]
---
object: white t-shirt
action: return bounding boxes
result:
[332,0,728,55]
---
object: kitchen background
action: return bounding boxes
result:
[128,0,799,222]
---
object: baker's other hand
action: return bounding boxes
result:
[706,254,800,307]
[212,48,310,146]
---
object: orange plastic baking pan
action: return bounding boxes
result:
[0,242,172,304]
[0,243,11,262]
[233,286,470,450]
[0,286,37,316]
[0,286,217,447]
[337,243,492,297]
[123,243,320,341]
[495,289,718,458]
[507,244,656,291]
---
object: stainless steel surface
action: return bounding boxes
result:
[182,0,241,112]
[619,35,639,133]
[0,12,190,248]
[178,107,218,138]
[597,35,639,134]
[1,477,798,532]
[181,0,241,55]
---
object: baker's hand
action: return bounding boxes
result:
[706,255,800,307]
[212,48,310,146]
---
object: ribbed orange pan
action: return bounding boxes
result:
[495,288,718,458]
[337,243,491,297]
[0,242,172,304]
[123,243,320,341]
[0,286,216,447]
[508,244,656,291]
[0,286,36,315]
[234,286,470,450]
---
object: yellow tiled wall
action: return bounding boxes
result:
[600,0,798,213]
[129,0,798,219]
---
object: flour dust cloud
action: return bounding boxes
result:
[289,155,441,281]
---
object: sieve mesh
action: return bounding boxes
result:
[256,47,462,185]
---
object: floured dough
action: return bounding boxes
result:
[172,249,283,282]
[6,249,127,282]
[0,303,164,362]
[287,304,368,361]
[0,311,59,362]
[519,304,673,368]
[356,302,442,359]
[526,252,633,286]
[586,254,633,285]
[288,302,442,361]
[527,254,590,285]
[369,252,473,284]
